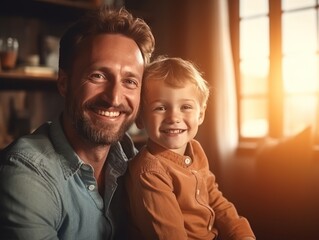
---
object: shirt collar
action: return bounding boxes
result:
[49,116,83,179]
[49,115,136,179]
[146,139,195,167]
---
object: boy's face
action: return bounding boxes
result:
[140,80,205,155]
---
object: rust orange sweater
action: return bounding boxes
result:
[126,139,255,240]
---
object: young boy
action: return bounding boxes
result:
[126,56,255,240]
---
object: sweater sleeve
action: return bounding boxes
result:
[207,171,255,240]
[127,168,188,240]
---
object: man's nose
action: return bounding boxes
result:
[104,82,123,106]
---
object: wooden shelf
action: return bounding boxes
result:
[33,0,99,10]
[0,71,58,91]
[0,0,94,23]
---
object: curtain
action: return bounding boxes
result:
[210,0,238,162]
[182,0,238,168]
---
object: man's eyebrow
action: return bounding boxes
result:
[97,66,141,78]
[123,72,139,77]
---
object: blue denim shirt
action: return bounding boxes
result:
[0,117,137,240]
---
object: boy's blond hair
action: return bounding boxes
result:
[142,56,210,108]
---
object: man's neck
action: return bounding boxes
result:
[61,115,111,186]
[70,135,110,197]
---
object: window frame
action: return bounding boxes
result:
[228,0,319,146]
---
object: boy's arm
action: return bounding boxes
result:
[127,170,188,240]
[207,171,256,239]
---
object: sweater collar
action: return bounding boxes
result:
[146,139,195,167]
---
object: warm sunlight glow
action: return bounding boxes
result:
[283,55,318,93]
[239,13,269,138]
[240,18,269,58]
[240,0,268,17]
[240,59,269,95]
[284,96,318,136]
[239,0,319,138]
[282,0,316,11]
[282,10,317,54]
[282,8,319,136]
[240,99,268,137]
[241,119,268,137]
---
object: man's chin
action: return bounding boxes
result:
[75,115,134,145]
[99,132,125,145]
[84,123,131,145]
[85,129,123,145]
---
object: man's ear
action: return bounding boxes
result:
[57,69,68,97]
[198,105,206,125]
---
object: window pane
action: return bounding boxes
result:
[282,0,316,11]
[240,59,269,95]
[282,10,317,54]
[284,95,318,136]
[240,98,268,137]
[240,17,269,59]
[240,0,268,17]
[283,54,319,93]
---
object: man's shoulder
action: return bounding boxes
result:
[0,122,60,171]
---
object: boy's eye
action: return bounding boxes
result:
[154,106,166,111]
[182,105,193,110]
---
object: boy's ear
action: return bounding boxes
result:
[57,69,68,97]
[198,105,206,125]
[135,112,144,129]
[135,114,144,129]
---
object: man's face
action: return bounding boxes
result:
[60,34,144,145]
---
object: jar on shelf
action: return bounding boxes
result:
[0,37,19,71]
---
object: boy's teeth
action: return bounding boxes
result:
[166,129,183,133]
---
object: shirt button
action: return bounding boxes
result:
[184,157,192,165]
[81,164,91,171]
[88,184,95,191]
[196,189,200,195]
[208,224,212,231]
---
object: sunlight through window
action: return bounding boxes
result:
[238,0,319,139]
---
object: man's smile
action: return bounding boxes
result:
[97,109,121,117]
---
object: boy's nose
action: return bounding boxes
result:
[165,110,181,124]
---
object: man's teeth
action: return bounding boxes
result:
[98,110,120,117]
[164,129,183,134]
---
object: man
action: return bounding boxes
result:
[0,6,155,240]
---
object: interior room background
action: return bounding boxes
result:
[1,0,319,239]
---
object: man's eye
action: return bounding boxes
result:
[123,79,139,89]
[88,73,106,82]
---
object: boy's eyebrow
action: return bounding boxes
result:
[147,98,198,104]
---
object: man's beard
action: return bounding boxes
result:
[64,89,135,146]
[74,114,134,145]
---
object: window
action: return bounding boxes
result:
[229,0,319,142]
